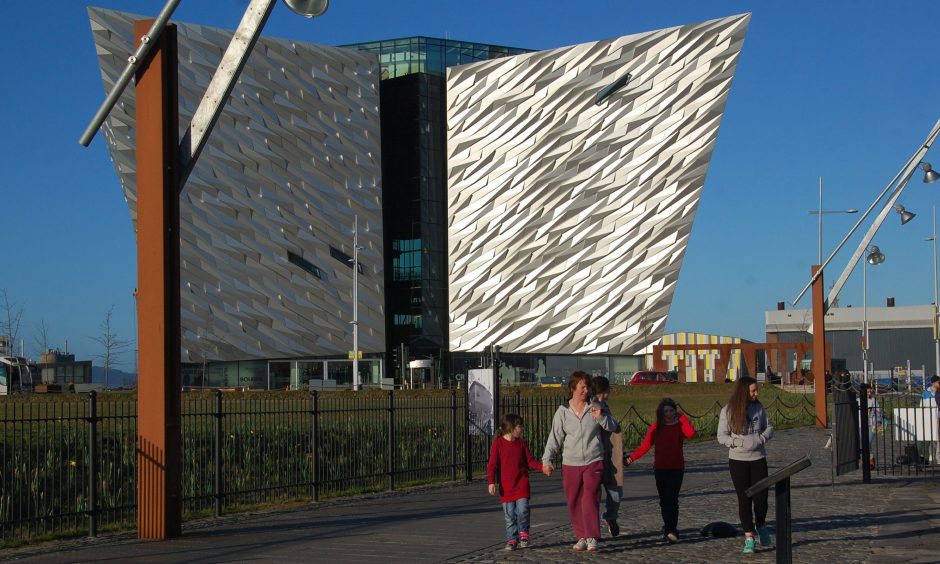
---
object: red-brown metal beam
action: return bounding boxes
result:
[135,19,182,539]
[811,264,829,428]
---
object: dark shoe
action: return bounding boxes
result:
[757,526,772,547]
[606,520,620,537]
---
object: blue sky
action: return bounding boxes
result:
[2,0,940,369]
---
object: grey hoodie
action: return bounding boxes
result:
[542,401,619,467]
[717,402,773,461]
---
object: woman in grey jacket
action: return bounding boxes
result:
[542,371,619,552]
[717,376,774,554]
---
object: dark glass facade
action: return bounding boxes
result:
[345,37,529,79]
[343,37,531,378]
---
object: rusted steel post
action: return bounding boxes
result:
[134,19,182,539]
[811,265,828,428]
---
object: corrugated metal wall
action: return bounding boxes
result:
[774,328,932,372]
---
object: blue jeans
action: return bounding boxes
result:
[600,484,622,522]
[502,497,530,541]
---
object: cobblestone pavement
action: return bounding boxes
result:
[2,427,937,563]
[451,426,940,563]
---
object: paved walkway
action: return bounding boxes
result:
[2,427,938,563]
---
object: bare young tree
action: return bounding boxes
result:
[33,319,51,358]
[91,306,135,390]
[0,288,25,357]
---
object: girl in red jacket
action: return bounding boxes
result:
[487,413,545,551]
[624,398,696,543]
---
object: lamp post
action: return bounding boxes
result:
[808,177,858,264]
[927,206,940,376]
[79,0,330,540]
[351,215,362,391]
[863,245,885,384]
[792,120,940,428]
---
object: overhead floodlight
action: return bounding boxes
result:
[866,245,885,265]
[894,204,916,225]
[283,0,329,17]
[595,72,632,106]
[922,162,940,184]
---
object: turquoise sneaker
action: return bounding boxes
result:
[757,526,772,547]
[742,536,755,554]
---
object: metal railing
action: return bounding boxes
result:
[0,389,816,544]
[852,383,939,480]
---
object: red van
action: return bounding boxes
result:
[628,370,679,385]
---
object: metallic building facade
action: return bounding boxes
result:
[446,15,749,355]
[89,8,385,364]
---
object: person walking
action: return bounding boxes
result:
[487,413,545,550]
[542,371,619,552]
[717,376,774,554]
[624,397,696,543]
[860,386,883,469]
[590,376,623,537]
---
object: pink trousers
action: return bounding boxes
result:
[562,460,604,539]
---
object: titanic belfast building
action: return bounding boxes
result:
[89,8,749,388]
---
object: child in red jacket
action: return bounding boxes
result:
[625,398,696,543]
[487,413,545,551]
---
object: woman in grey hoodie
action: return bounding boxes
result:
[717,376,774,554]
[542,371,619,553]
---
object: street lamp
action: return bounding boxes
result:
[283,0,329,17]
[927,206,940,376]
[863,245,885,384]
[922,162,940,183]
[792,117,940,429]
[808,178,858,264]
[79,0,331,539]
[350,215,363,391]
[894,204,916,225]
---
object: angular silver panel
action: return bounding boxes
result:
[89,8,384,361]
[446,15,749,354]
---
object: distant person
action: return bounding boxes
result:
[929,376,940,464]
[624,397,696,543]
[590,376,623,537]
[717,376,774,554]
[859,387,884,470]
[487,413,544,550]
[542,371,619,552]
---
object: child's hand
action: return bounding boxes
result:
[543,463,554,476]
[488,484,496,496]
[624,457,632,466]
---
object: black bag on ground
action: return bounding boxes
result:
[700,521,738,538]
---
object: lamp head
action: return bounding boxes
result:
[921,162,940,184]
[867,245,885,265]
[283,0,329,18]
[894,204,916,225]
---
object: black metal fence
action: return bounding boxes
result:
[859,385,939,479]
[0,389,817,544]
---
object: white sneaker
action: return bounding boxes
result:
[586,537,598,552]
[572,538,587,551]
